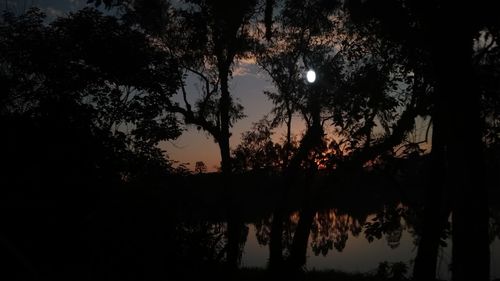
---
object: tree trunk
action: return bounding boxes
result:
[287,205,315,269]
[285,98,323,270]
[269,96,323,269]
[446,44,490,281]
[413,90,450,281]
[219,67,232,178]
[218,65,245,269]
[429,7,489,280]
[268,109,294,269]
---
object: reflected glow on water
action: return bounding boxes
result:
[242,224,269,267]
[241,208,500,280]
[242,210,422,273]
[306,226,416,273]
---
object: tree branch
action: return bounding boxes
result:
[167,103,221,142]
[185,67,219,117]
[346,103,418,166]
[180,78,192,113]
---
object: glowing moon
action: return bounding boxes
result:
[306,69,316,83]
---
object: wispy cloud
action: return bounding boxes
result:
[232,56,257,77]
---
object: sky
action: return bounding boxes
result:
[6,0,430,172]
[5,0,90,19]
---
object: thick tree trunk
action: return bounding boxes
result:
[448,70,489,281]
[446,46,490,281]
[413,3,490,280]
[218,66,245,269]
[429,7,489,281]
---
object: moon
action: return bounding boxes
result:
[306,69,316,83]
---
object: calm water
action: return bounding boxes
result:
[240,209,500,280]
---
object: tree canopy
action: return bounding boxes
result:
[0,7,182,203]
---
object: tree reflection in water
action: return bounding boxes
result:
[254,202,417,260]
[490,207,500,243]
[175,222,228,263]
[247,203,500,279]
[364,204,410,249]
[310,210,363,255]
[169,201,499,279]
[254,214,297,260]
[173,221,249,267]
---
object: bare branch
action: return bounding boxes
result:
[199,79,219,116]
[186,67,212,96]
[424,117,433,143]
[167,104,221,142]
[180,78,192,113]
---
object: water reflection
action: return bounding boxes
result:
[364,204,412,249]
[243,204,500,280]
[175,222,228,263]
[310,210,363,255]
[254,203,416,258]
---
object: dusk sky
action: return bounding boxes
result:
[7,0,429,172]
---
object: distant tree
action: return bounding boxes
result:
[195,161,207,174]
[232,118,284,173]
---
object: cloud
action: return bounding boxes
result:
[44,6,64,20]
[232,65,252,77]
[232,56,258,77]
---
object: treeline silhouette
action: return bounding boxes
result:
[2,1,500,281]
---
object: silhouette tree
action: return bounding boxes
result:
[0,8,188,280]
[88,0,267,268]
[347,1,500,280]
[195,161,207,174]
[0,7,181,204]
[258,51,302,169]
[364,204,407,249]
[259,0,420,270]
[232,118,284,173]
[310,210,363,255]
[256,0,339,268]
[169,0,260,268]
